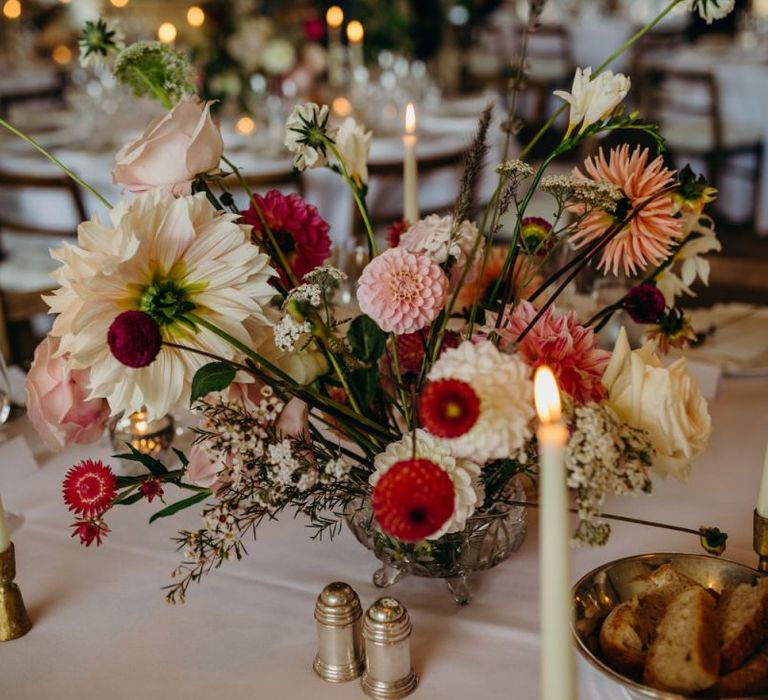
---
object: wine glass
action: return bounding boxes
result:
[0,351,24,534]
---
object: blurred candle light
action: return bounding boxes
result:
[235,116,256,135]
[347,20,364,78]
[403,103,419,223]
[534,365,576,700]
[754,0,768,18]
[3,0,21,20]
[187,6,205,27]
[326,5,344,87]
[110,0,129,6]
[332,96,352,117]
[52,44,73,65]
[158,21,177,44]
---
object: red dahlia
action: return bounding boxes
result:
[71,518,110,547]
[419,379,481,438]
[62,459,117,518]
[107,310,162,368]
[372,458,455,542]
[393,330,426,374]
[242,190,331,286]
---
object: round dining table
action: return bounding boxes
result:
[0,368,765,699]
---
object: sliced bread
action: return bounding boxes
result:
[718,577,768,673]
[707,644,768,698]
[600,598,646,679]
[643,587,720,695]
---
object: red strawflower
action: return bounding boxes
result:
[623,284,666,324]
[140,478,164,503]
[372,458,456,542]
[62,459,117,518]
[387,218,410,248]
[242,190,331,286]
[71,518,110,547]
[419,379,481,438]
[107,310,162,368]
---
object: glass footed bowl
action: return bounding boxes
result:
[345,477,528,605]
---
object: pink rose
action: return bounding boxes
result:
[186,445,229,494]
[277,397,309,438]
[112,96,223,195]
[25,337,110,451]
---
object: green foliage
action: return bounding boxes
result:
[347,315,387,362]
[699,526,728,556]
[349,367,379,408]
[149,492,210,524]
[113,444,169,476]
[190,362,236,405]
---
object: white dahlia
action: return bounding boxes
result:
[398,214,483,288]
[427,340,535,463]
[46,189,276,419]
[370,429,482,538]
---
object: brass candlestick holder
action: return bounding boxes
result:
[0,542,31,641]
[754,510,768,573]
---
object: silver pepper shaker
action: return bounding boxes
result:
[361,597,418,699]
[313,582,364,682]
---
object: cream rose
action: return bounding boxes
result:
[602,328,711,481]
[112,96,223,195]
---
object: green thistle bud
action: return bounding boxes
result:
[79,18,125,68]
[699,526,728,556]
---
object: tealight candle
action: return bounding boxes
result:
[402,103,419,224]
[534,366,576,700]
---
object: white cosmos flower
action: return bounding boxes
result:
[554,67,631,138]
[284,102,335,171]
[334,117,372,186]
[688,0,735,24]
[427,340,535,463]
[45,189,276,419]
[370,429,482,538]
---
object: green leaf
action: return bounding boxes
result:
[173,448,189,468]
[190,361,236,405]
[149,491,210,524]
[115,492,145,506]
[349,367,379,408]
[347,315,387,362]
[113,443,168,476]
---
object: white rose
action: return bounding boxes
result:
[602,328,711,481]
[334,117,372,186]
[554,67,631,138]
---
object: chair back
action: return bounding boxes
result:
[640,68,724,151]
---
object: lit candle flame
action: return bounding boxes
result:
[326,5,344,29]
[405,103,416,135]
[346,20,364,44]
[534,365,561,424]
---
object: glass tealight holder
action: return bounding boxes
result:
[109,410,175,475]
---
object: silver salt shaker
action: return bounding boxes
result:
[313,582,364,682]
[361,597,418,699]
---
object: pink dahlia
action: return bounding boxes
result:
[242,190,331,286]
[497,300,610,404]
[357,248,448,335]
[571,145,682,276]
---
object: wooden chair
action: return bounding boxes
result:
[0,71,68,119]
[641,68,763,222]
[351,145,471,242]
[0,169,85,364]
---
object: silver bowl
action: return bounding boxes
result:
[572,553,768,700]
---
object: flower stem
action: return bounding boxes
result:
[325,140,378,257]
[0,118,113,209]
[220,154,299,289]
[518,0,685,160]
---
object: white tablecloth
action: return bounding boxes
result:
[0,374,766,699]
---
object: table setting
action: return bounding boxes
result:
[2,2,768,700]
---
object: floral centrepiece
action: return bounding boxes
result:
[8,8,729,603]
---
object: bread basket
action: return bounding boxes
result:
[572,553,768,700]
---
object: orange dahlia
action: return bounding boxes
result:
[571,145,682,276]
